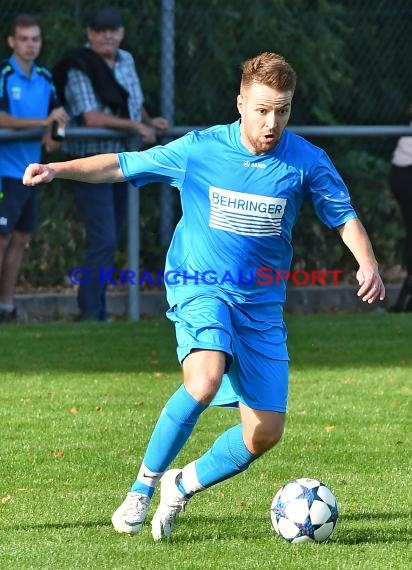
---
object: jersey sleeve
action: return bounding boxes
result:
[118,131,196,188]
[305,151,357,228]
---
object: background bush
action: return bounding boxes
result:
[1,0,410,288]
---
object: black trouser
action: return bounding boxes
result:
[389,164,412,310]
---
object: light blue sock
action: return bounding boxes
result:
[182,424,257,493]
[131,385,207,496]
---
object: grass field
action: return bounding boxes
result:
[0,314,411,569]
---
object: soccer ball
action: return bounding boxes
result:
[270,478,339,543]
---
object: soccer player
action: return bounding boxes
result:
[23,52,385,540]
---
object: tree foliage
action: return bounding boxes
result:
[0,0,409,287]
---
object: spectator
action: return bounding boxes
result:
[0,13,68,323]
[389,122,412,312]
[53,6,168,321]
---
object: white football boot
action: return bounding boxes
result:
[151,469,189,540]
[112,492,151,534]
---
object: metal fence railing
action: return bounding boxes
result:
[2,125,409,319]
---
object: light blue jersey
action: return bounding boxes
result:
[126,119,358,498]
[119,120,356,321]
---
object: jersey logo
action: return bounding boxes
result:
[11,86,21,100]
[209,186,286,236]
[243,160,267,169]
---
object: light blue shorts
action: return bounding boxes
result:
[166,294,289,412]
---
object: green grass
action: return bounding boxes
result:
[0,314,411,570]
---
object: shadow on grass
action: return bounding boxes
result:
[3,512,409,546]
[335,529,408,545]
[153,514,284,543]
[156,512,410,545]
[6,514,268,540]
[3,520,111,531]
[334,512,410,545]
[341,512,411,522]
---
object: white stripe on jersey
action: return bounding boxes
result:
[208,186,286,236]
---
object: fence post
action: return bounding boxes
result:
[127,183,140,321]
[160,0,175,246]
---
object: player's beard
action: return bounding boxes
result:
[249,133,279,155]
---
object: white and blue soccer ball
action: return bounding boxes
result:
[271,478,339,543]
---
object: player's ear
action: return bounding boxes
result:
[7,36,15,50]
[237,94,243,115]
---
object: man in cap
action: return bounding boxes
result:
[53,6,168,321]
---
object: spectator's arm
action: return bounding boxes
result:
[0,110,47,130]
[141,106,169,133]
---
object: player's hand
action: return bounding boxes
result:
[23,163,56,186]
[356,265,385,303]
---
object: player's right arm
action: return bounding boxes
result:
[23,153,124,186]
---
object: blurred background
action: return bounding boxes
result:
[1,0,410,289]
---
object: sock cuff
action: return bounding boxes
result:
[181,461,205,495]
[135,463,163,489]
[180,385,208,411]
[165,385,208,424]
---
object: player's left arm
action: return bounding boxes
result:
[337,217,385,303]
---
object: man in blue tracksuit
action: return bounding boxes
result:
[0,13,68,321]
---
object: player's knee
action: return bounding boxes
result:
[184,374,222,405]
[245,422,284,455]
[183,350,226,405]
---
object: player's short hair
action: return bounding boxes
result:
[9,14,41,36]
[241,52,296,92]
